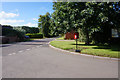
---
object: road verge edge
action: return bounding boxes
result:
[48,41,120,61]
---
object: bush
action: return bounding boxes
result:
[13,27,26,34]
[13,26,39,34]
[2,28,25,42]
[78,28,86,42]
[91,31,110,44]
[26,33,43,38]
[2,28,16,36]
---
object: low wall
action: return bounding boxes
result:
[1,36,18,44]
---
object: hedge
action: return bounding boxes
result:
[26,33,43,38]
[2,28,25,39]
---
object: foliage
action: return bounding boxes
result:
[2,25,13,29]
[13,27,26,35]
[2,27,25,41]
[2,28,16,36]
[52,2,86,33]
[22,26,39,33]
[14,26,39,34]
[91,31,111,44]
[52,2,120,44]
[26,33,43,38]
[38,12,52,37]
[78,28,86,42]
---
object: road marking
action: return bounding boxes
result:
[12,53,16,55]
[32,47,35,49]
[36,46,40,48]
[26,49,30,50]
[8,54,12,55]
[18,50,23,53]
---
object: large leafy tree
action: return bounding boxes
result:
[53,2,86,33]
[38,12,51,37]
[80,2,120,44]
[80,2,106,44]
[53,1,120,44]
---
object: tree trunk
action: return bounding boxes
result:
[85,28,90,45]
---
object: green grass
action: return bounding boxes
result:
[56,36,65,40]
[50,41,120,58]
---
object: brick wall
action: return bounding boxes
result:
[65,31,75,40]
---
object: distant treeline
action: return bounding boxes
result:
[2,25,39,34]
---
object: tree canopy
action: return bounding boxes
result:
[38,2,120,44]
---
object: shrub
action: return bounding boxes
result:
[78,29,86,42]
[2,28,17,36]
[13,27,26,34]
[13,26,39,34]
[13,27,26,40]
[2,28,25,42]
[26,33,43,38]
[91,31,110,44]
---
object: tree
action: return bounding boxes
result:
[53,2,86,33]
[52,2,120,44]
[80,2,103,44]
[38,12,51,37]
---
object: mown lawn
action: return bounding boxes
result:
[56,36,65,40]
[50,41,120,58]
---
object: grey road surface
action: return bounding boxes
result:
[2,38,118,78]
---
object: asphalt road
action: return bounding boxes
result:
[2,38,118,78]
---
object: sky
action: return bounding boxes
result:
[0,2,54,27]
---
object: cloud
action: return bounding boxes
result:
[0,11,19,19]
[2,22,38,27]
[33,18,38,21]
[23,22,38,27]
[0,19,24,25]
[0,11,37,27]
[0,11,25,26]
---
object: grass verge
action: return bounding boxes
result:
[50,40,120,58]
[56,36,65,40]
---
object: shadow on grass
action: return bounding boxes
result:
[21,44,43,45]
[71,43,95,46]
[110,45,120,51]
[71,43,120,51]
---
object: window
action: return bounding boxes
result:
[112,29,119,38]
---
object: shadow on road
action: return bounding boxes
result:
[20,44,43,45]
[1,45,11,47]
[1,39,51,47]
[31,40,49,43]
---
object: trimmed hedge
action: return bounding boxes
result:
[2,27,26,43]
[2,28,25,40]
[26,33,43,38]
